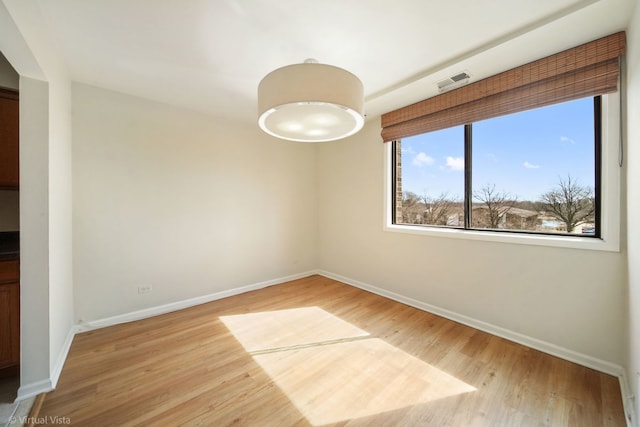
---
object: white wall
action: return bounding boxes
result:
[18,76,51,388]
[1,0,75,396]
[46,74,73,383]
[625,0,640,422]
[317,118,626,366]
[72,83,317,322]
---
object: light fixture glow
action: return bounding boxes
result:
[258,60,365,142]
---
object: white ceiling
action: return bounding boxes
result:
[17,0,637,124]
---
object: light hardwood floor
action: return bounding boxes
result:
[36,275,626,426]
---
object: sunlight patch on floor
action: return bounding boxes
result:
[220,307,476,426]
[220,306,369,352]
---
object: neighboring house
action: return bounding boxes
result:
[471,205,540,230]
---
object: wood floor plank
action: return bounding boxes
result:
[36,275,626,426]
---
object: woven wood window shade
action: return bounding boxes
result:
[381,31,626,142]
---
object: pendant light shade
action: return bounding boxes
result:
[258,60,365,142]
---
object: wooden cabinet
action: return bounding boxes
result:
[0,89,19,189]
[0,258,19,373]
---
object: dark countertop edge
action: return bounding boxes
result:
[0,252,19,261]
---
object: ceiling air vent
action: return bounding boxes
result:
[436,71,471,93]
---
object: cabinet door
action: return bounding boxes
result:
[0,90,19,189]
[0,282,19,368]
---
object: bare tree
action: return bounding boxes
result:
[401,191,423,224]
[420,192,457,225]
[473,184,516,228]
[540,175,594,232]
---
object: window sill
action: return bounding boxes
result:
[384,223,619,252]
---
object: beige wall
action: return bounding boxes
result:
[2,0,637,413]
[625,0,640,422]
[71,83,317,322]
[317,118,626,367]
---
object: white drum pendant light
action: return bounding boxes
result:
[258,59,364,142]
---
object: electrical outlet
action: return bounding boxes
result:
[138,285,152,294]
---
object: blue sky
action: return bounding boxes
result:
[400,97,595,202]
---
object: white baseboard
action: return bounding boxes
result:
[317,270,624,376]
[17,379,51,401]
[21,269,636,426]
[75,271,317,332]
[51,327,76,389]
[15,326,75,402]
[16,326,81,402]
[618,372,638,427]
[17,271,317,402]
[318,269,639,426]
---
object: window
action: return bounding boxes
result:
[393,96,600,237]
[383,32,623,251]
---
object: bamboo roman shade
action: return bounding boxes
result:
[381,31,626,142]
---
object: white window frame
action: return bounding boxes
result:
[383,93,621,252]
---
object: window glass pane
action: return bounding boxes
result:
[471,98,595,234]
[396,126,465,226]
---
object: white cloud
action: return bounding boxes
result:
[560,136,576,144]
[446,156,464,171]
[412,152,435,167]
[523,161,541,169]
